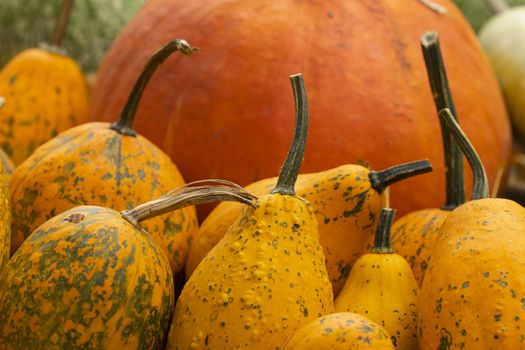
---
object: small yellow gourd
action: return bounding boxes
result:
[168,74,334,349]
[418,109,525,349]
[281,312,395,349]
[335,208,419,349]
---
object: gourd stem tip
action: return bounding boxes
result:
[369,160,433,193]
[438,109,489,200]
[111,39,197,136]
[272,73,308,196]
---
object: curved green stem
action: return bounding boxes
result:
[121,179,258,226]
[421,32,465,211]
[51,0,75,48]
[110,39,198,136]
[369,160,433,193]
[483,0,509,14]
[438,109,489,200]
[371,208,396,254]
[271,74,308,196]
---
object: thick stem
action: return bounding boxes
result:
[371,208,396,254]
[483,0,509,14]
[271,74,308,196]
[51,0,75,48]
[369,160,433,193]
[439,109,489,200]
[421,32,465,211]
[110,39,198,136]
[121,179,258,227]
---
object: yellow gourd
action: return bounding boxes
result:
[187,160,431,296]
[335,208,419,349]
[168,74,334,349]
[0,0,89,165]
[281,312,395,350]
[418,109,525,349]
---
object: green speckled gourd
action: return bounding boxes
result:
[418,109,525,349]
[281,312,395,349]
[0,149,9,273]
[0,181,257,349]
[167,74,334,349]
[335,209,419,349]
[9,40,199,276]
[0,0,90,165]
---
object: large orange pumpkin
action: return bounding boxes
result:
[91,0,511,219]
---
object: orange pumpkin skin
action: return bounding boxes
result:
[91,0,510,219]
[0,160,9,272]
[186,164,384,296]
[390,208,448,286]
[9,122,198,274]
[0,206,174,349]
[0,48,89,165]
[418,199,525,349]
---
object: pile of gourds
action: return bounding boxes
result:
[1,0,524,349]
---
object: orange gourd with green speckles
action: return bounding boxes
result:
[418,109,525,349]
[0,180,257,349]
[391,32,466,286]
[168,74,334,349]
[335,208,419,349]
[9,40,199,276]
[187,162,432,298]
[0,96,10,272]
[281,312,395,349]
[0,0,89,165]
[0,98,15,174]
[0,158,8,272]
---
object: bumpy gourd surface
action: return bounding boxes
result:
[0,205,174,349]
[282,312,394,349]
[391,208,448,286]
[0,160,9,272]
[418,198,525,349]
[0,48,89,165]
[9,122,198,274]
[335,253,419,349]
[169,193,334,349]
[187,164,383,295]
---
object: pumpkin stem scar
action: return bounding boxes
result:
[421,31,466,211]
[51,0,76,48]
[371,208,396,254]
[482,0,510,15]
[121,179,258,226]
[64,213,85,223]
[369,159,433,193]
[272,74,308,196]
[439,109,489,200]
[110,39,199,137]
[0,97,4,108]
[417,0,447,14]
